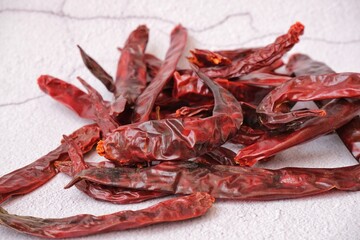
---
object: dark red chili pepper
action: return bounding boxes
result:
[66,161,360,200]
[286,53,335,77]
[0,192,214,239]
[201,22,304,78]
[0,124,100,204]
[235,98,360,166]
[132,25,188,123]
[257,73,360,130]
[114,25,149,105]
[78,45,115,92]
[96,66,243,164]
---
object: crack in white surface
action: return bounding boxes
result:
[0,95,45,108]
[0,7,257,33]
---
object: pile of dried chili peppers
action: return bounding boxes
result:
[1,22,360,238]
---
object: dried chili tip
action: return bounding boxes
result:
[289,22,305,40]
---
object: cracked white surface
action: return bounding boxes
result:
[0,0,359,239]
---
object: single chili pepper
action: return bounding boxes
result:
[0,124,100,204]
[78,45,115,92]
[0,192,214,239]
[77,77,119,135]
[114,25,149,105]
[173,71,273,105]
[96,66,243,164]
[188,49,232,68]
[286,53,335,77]
[132,25,188,123]
[66,161,360,200]
[257,72,360,130]
[286,54,360,162]
[235,98,360,166]
[37,75,100,120]
[201,22,304,78]
[214,47,257,62]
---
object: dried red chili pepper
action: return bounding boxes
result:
[66,161,360,200]
[132,25,188,123]
[38,75,100,120]
[172,71,273,105]
[201,22,304,78]
[77,77,118,135]
[214,47,257,62]
[0,192,214,239]
[236,98,360,166]
[78,45,115,92]
[286,54,360,162]
[96,66,243,164]
[61,135,170,204]
[0,124,100,204]
[114,25,149,105]
[286,53,335,77]
[257,72,360,130]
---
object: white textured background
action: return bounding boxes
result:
[0,0,360,239]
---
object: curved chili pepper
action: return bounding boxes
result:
[114,25,149,105]
[96,67,242,164]
[78,45,115,92]
[286,54,360,162]
[37,75,100,120]
[201,22,304,78]
[66,161,360,200]
[0,124,100,204]
[236,98,360,166]
[132,25,188,123]
[0,192,214,239]
[257,72,360,130]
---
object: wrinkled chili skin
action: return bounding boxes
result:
[114,25,149,104]
[201,22,304,78]
[0,124,100,204]
[38,75,100,120]
[236,99,360,166]
[97,67,243,164]
[257,72,360,130]
[286,54,360,162]
[67,161,360,200]
[132,25,188,123]
[0,192,214,239]
[63,134,169,204]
